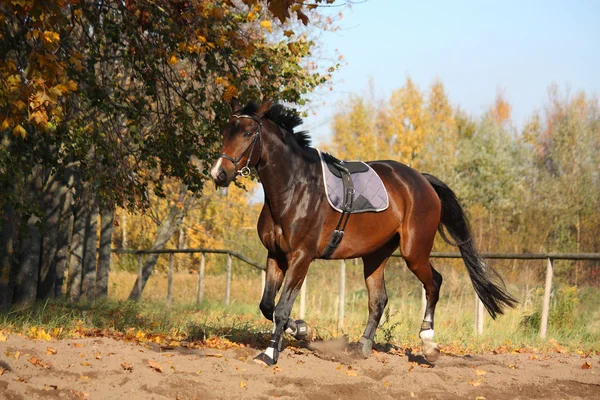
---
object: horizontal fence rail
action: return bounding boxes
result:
[112,248,600,340]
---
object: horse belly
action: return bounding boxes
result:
[326,210,401,259]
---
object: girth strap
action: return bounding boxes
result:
[321,163,355,259]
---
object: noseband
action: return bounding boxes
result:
[218,114,263,177]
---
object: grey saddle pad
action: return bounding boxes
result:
[318,150,389,213]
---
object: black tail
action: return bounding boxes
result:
[423,173,518,319]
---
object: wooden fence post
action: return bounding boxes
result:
[473,296,485,335]
[338,260,346,331]
[477,298,484,335]
[197,252,205,304]
[540,257,554,339]
[300,276,307,319]
[167,253,174,304]
[225,253,232,306]
[137,253,143,298]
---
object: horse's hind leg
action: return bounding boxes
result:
[403,254,443,362]
[358,239,398,359]
[401,227,443,362]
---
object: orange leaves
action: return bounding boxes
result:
[28,327,52,341]
[491,91,512,125]
[29,356,51,369]
[168,55,179,66]
[121,362,133,371]
[148,360,163,373]
[581,361,592,370]
[259,20,273,33]
[12,125,27,139]
[41,30,61,46]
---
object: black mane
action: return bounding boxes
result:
[238,102,312,148]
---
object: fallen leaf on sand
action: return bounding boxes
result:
[29,357,50,369]
[121,362,133,371]
[71,389,88,399]
[475,369,487,376]
[0,368,5,375]
[476,397,486,400]
[344,370,358,377]
[240,380,246,388]
[80,375,89,380]
[581,362,592,370]
[148,360,163,373]
[549,338,567,353]
[81,362,92,367]
[205,353,223,358]
[383,381,390,389]
[0,333,7,341]
[14,351,21,360]
[73,343,83,348]
[508,364,517,369]
[46,347,57,355]
[468,379,481,387]
[95,352,102,360]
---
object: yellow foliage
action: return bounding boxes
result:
[260,20,273,32]
[491,92,511,125]
[330,77,458,178]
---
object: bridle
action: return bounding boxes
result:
[217,114,263,177]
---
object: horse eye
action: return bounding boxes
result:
[244,131,253,137]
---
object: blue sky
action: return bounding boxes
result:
[301,0,600,145]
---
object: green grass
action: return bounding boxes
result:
[1,259,599,354]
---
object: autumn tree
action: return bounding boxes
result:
[0,0,338,307]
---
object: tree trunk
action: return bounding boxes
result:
[121,212,127,248]
[0,204,17,310]
[128,184,190,300]
[37,173,63,300]
[68,181,89,301]
[54,173,75,298]
[96,207,114,299]
[81,197,99,301]
[14,216,42,306]
[13,169,43,306]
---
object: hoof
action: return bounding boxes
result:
[254,352,277,366]
[357,337,373,359]
[422,341,440,363]
[294,320,313,341]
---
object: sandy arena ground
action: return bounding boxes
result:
[1,334,599,399]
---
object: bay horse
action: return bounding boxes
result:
[210,98,517,366]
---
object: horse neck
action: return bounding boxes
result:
[256,125,318,217]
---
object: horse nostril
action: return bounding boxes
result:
[217,170,227,183]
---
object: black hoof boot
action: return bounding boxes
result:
[294,320,314,341]
[254,350,278,366]
[254,335,283,366]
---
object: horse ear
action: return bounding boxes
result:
[229,97,241,112]
[256,100,272,117]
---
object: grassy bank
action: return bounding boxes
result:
[1,260,598,353]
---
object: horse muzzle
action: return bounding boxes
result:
[210,159,234,187]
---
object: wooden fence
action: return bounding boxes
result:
[112,248,600,339]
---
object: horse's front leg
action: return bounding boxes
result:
[259,253,285,322]
[255,251,311,366]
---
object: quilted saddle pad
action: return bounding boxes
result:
[318,149,389,213]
